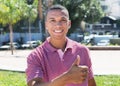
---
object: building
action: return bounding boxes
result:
[84,0,120,36]
[99,0,120,20]
[86,18,120,36]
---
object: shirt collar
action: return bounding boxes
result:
[43,37,57,52]
[65,37,73,49]
[43,37,74,52]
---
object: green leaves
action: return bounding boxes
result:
[0,0,37,25]
[0,3,9,13]
[0,0,19,25]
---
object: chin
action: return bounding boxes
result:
[53,36,65,40]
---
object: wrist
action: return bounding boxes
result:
[51,72,69,86]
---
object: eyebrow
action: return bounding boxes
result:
[48,16,68,20]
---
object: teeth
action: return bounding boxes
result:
[54,30,62,33]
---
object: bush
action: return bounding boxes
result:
[110,38,120,45]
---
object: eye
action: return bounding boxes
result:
[61,19,67,23]
[51,19,55,22]
[49,19,56,23]
[62,19,67,21]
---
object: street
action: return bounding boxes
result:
[90,50,120,75]
[0,50,120,75]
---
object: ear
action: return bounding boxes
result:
[45,22,48,30]
[68,20,71,29]
[46,27,48,30]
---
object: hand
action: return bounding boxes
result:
[66,55,88,84]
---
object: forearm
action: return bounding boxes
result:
[88,78,96,86]
[50,74,68,86]
[28,58,89,86]
[30,73,68,86]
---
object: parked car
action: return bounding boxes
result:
[97,40,110,46]
[81,39,91,45]
[0,42,20,50]
[21,41,39,49]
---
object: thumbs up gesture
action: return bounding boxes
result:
[73,55,81,66]
[65,55,88,84]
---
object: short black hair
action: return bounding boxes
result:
[45,4,69,19]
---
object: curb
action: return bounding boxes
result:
[88,46,120,50]
[0,69,25,73]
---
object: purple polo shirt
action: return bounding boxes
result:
[26,37,94,86]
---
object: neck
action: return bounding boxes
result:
[49,37,67,51]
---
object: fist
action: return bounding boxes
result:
[66,55,88,84]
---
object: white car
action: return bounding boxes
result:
[21,41,39,49]
[97,40,110,46]
[0,42,20,50]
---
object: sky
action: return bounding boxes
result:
[106,0,120,19]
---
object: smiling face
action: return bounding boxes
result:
[45,9,71,40]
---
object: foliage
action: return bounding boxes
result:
[0,0,37,26]
[110,38,120,45]
[53,0,104,35]
[0,0,38,54]
[24,0,38,23]
[0,0,104,35]
[116,19,120,26]
[0,0,21,25]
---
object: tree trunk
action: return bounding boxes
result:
[38,0,43,20]
[38,0,44,41]
[38,0,53,41]
[9,23,14,55]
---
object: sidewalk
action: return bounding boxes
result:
[90,50,120,75]
[0,50,32,72]
[0,50,120,75]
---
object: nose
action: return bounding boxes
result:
[55,21,62,26]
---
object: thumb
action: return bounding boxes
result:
[73,55,80,66]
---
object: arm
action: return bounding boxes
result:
[27,73,68,86]
[28,67,88,86]
[27,55,88,86]
[88,78,96,86]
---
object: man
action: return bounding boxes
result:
[26,4,96,86]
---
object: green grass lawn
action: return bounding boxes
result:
[95,75,120,86]
[0,70,120,86]
[0,70,26,86]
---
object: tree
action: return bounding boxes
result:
[0,0,22,54]
[26,0,46,41]
[53,0,104,35]
[0,0,37,54]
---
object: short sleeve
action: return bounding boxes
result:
[26,51,43,83]
[84,47,94,80]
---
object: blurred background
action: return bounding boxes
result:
[0,0,120,54]
[0,1,120,86]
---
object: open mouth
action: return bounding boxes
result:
[54,30,63,33]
